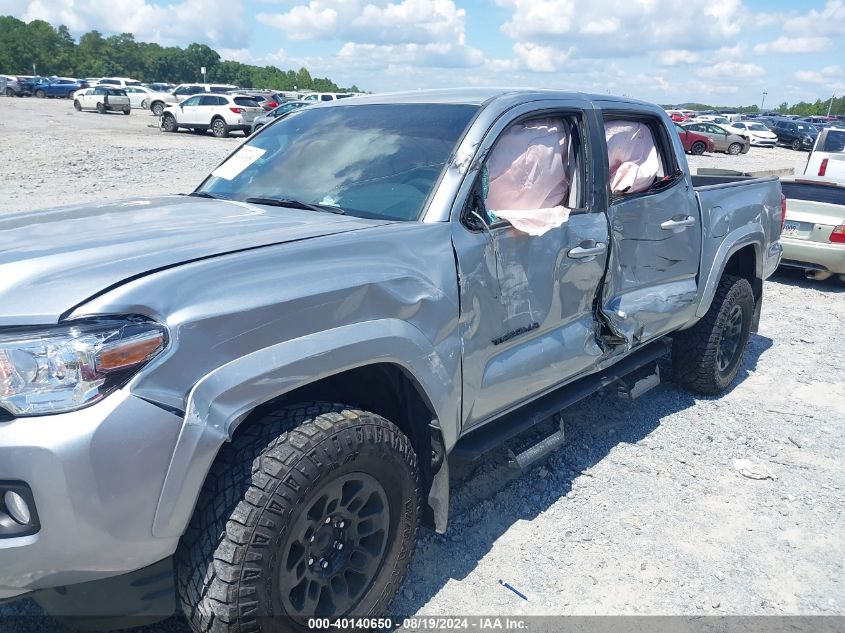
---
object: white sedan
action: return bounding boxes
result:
[121,86,178,114]
[726,121,778,147]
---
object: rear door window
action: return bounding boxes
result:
[604,118,673,196]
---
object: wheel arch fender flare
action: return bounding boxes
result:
[151,319,457,538]
[695,226,763,319]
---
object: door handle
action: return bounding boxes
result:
[568,242,607,260]
[660,216,696,231]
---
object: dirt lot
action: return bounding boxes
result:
[0,96,843,630]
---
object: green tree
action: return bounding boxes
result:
[0,15,357,92]
[295,67,313,90]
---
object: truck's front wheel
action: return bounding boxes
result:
[177,403,420,632]
[672,274,754,394]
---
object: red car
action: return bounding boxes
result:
[669,111,689,123]
[675,123,715,155]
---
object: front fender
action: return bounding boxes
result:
[151,318,458,538]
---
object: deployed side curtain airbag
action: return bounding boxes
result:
[485,118,572,236]
[605,121,660,195]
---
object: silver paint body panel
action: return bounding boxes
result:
[0,88,782,596]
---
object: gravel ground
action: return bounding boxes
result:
[1,96,843,631]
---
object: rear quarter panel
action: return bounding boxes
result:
[692,177,783,319]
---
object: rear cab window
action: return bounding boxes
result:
[603,116,678,197]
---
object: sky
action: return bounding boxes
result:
[3,0,844,106]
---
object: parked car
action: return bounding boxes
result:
[94,77,143,88]
[148,82,175,93]
[667,110,689,123]
[675,123,715,155]
[682,123,750,154]
[0,88,784,626]
[121,86,177,112]
[3,75,28,96]
[251,100,310,134]
[31,77,88,99]
[778,176,845,281]
[172,83,239,102]
[770,119,819,151]
[15,75,46,96]
[300,91,355,102]
[161,93,263,137]
[726,121,778,147]
[804,128,845,178]
[693,115,730,125]
[72,86,131,114]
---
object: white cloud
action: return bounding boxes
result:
[12,0,251,48]
[784,0,845,36]
[512,42,572,73]
[659,49,700,66]
[258,0,468,45]
[337,41,483,68]
[495,0,744,57]
[753,36,833,55]
[696,61,765,79]
[794,65,844,90]
[256,0,482,70]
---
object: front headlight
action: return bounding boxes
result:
[0,317,167,417]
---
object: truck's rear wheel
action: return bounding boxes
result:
[176,403,420,632]
[672,274,753,395]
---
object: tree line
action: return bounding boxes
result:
[664,95,843,117]
[0,16,359,92]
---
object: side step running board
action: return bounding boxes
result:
[451,338,670,463]
[507,414,565,471]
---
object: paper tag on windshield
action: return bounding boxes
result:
[211,145,266,181]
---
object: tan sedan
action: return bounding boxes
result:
[682,122,751,155]
[779,176,845,281]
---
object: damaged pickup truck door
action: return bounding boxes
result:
[597,107,702,347]
[451,102,609,429]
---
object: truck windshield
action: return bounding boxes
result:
[197,103,479,221]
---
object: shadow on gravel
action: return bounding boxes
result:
[768,268,845,293]
[392,335,773,615]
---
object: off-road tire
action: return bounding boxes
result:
[672,274,754,395]
[96,102,106,114]
[211,117,229,138]
[176,402,420,633]
[691,141,706,155]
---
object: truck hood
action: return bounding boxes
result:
[0,195,390,325]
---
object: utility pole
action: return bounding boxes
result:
[760,90,767,111]
[828,93,836,117]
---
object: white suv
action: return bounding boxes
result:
[172,83,239,102]
[160,94,264,137]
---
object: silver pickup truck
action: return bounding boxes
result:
[0,89,783,629]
